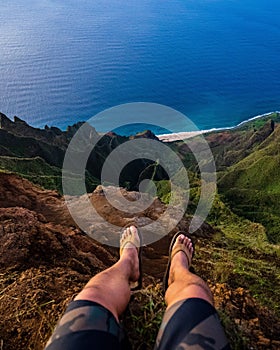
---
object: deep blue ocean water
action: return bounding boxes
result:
[0,0,279,134]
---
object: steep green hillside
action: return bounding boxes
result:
[0,156,63,191]
[173,114,280,244]
[206,116,277,171]
[0,156,100,193]
[219,125,280,243]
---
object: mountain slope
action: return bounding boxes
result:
[219,124,280,243]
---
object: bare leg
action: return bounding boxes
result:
[165,234,213,308]
[155,235,229,349]
[74,226,140,322]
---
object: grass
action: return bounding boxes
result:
[0,156,63,191]
[237,112,280,131]
[209,216,280,317]
[217,124,280,243]
[0,155,100,194]
[123,282,165,350]
[218,310,249,349]
[184,188,280,320]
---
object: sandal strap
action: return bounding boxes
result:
[120,236,140,256]
[171,244,192,267]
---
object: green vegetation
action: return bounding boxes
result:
[237,112,280,131]
[123,283,165,349]
[209,201,280,316]
[188,188,280,316]
[219,125,280,243]
[0,156,63,191]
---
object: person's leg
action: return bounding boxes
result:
[165,234,213,308]
[45,226,140,350]
[155,234,230,350]
[74,225,140,321]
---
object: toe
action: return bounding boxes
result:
[178,234,185,244]
[187,240,193,255]
[121,228,129,244]
[180,235,193,256]
[130,225,137,234]
[121,226,140,250]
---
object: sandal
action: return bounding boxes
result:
[163,231,194,292]
[120,226,143,291]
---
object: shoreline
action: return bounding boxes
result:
[157,111,280,142]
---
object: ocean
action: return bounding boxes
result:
[0,0,279,134]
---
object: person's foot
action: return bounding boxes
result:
[120,226,140,283]
[168,234,194,286]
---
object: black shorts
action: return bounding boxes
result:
[154,298,230,350]
[45,298,230,350]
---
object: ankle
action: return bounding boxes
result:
[120,244,138,262]
[119,249,139,281]
[171,251,189,271]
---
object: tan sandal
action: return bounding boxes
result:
[120,226,142,290]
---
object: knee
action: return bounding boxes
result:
[75,285,102,301]
[165,280,214,307]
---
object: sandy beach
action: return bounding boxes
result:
[157,131,206,142]
[156,127,226,142]
[157,111,280,142]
